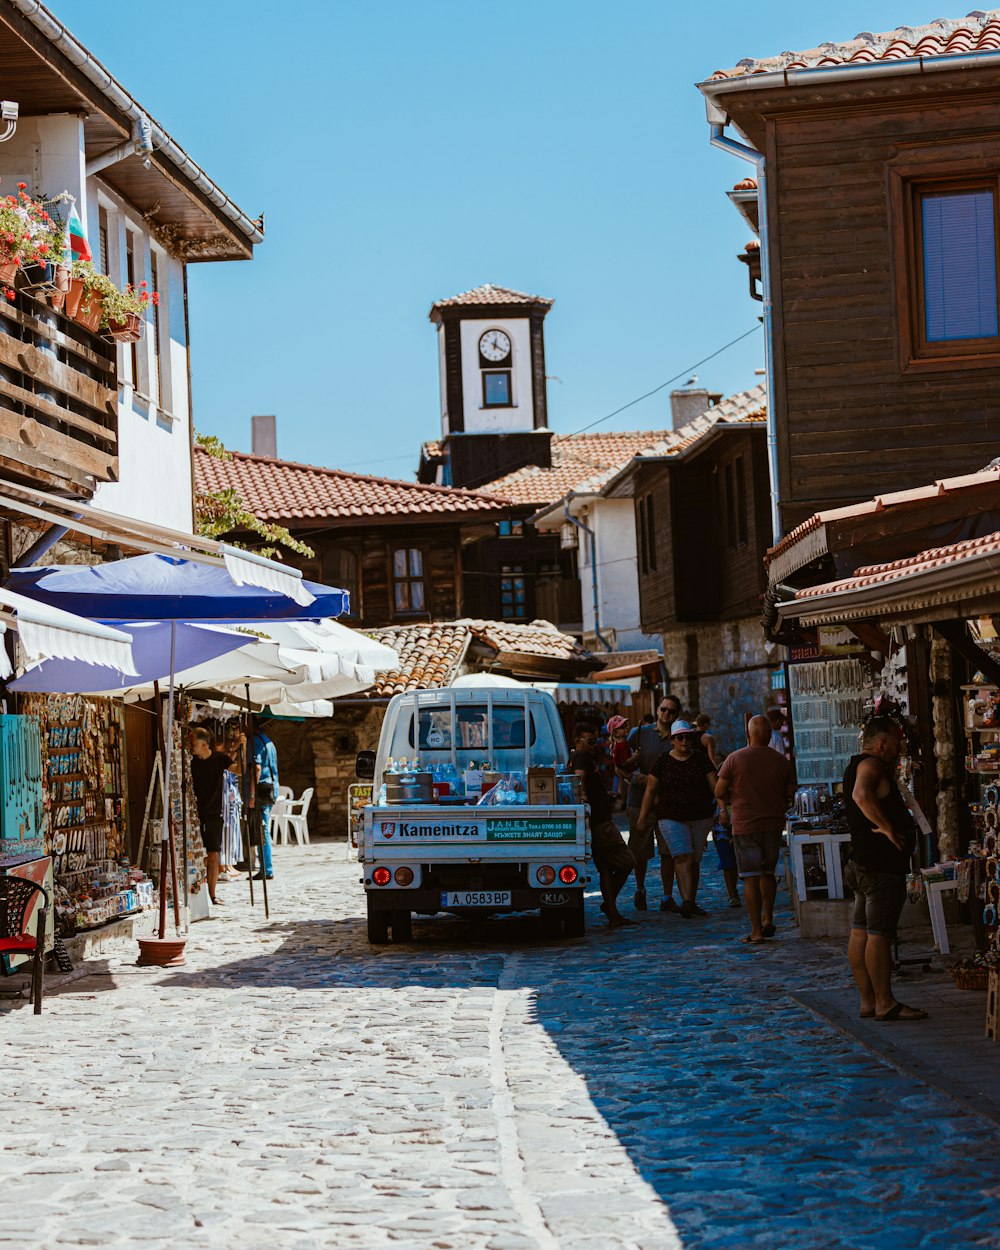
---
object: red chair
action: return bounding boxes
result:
[0,875,48,1014]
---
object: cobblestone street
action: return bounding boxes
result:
[2,842,998,1250]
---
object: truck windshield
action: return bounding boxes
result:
[411,704,535,758]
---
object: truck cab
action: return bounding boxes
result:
[358,687,590,943]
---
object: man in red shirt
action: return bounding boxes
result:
[715,715,796,944]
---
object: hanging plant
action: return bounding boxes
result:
[0,184,65,292]
[101,279,158,343]
[69,261,116,333]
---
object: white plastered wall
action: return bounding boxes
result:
[458,316,533,433]
[577,498,662,652]
[88,178,193,534]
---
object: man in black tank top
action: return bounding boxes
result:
[842,718,927,1023]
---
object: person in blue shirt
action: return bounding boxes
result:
[252,728,279,880]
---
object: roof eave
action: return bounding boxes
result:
[697,47,1000,116]
[779,545,1000,627]
[6,0,263,253]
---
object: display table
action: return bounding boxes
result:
[924,878,958,955]
[789,827,851,902]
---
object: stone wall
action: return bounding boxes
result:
[659,617,783,756]
[264,704,387,836]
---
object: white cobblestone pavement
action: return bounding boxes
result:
[2,841,999,1250]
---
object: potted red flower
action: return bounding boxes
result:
[101,279,158,343]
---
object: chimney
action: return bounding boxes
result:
[251,414,277,458]
[669,388,720,431]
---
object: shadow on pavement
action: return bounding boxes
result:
[140,870,1000,1250]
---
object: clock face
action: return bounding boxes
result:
[480,329,511,362]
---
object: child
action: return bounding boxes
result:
[607,715,638,811]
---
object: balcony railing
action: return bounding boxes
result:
[0,292,118,496]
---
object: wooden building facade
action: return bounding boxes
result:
[193,446,510,630]
[702,26,1000,533]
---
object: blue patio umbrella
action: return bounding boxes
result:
[4,553,349,947]
[7,553,349,622]
[8,621,253,693]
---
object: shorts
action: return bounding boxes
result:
[713,828,737,873]
[626,806,671,863]
[733,829,783,878]
[200,817,223,854]
[591,818,636,874]
[845,860,906,937]
[657,817,713,862]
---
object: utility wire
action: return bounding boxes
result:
[569,323,762,437]
[339,322,762,480]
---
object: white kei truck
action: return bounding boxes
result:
[356,687,591,943]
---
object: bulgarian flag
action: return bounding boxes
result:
[61,201,92,264]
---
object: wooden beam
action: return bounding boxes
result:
[932,620,1000,689]
[0,372,115,445]
[0,335,117,419]
[849,622,891,655]
[0,303,114,375]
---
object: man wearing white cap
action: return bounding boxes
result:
[636,720,719,918]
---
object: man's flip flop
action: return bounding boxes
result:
[761,923,776,938]
[740,934,765,945]
[876,1003,928,1022]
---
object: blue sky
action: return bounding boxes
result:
[59,1,928,478]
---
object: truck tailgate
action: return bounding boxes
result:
[363,804,588,859]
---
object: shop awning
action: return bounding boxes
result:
[0,587,135,676]
[530,681,636,706]
[7,553,347,623]
[8,621,253,694]
[0,477,316,606]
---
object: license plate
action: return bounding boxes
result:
[441,890,512,907]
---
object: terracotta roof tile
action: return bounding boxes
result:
[364,624,472,697]
[194,445,510,523]
[459,618,593,663]
[709,11,1000,81]
[482,384,767,505]
[361,619,594,697]
[766,464,1000,566]
[796,528,1000,599]
[733,177,758,190]
[429,283,553,313]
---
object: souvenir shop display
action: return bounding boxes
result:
[18,693,153,935]
[788,658,868,787]
[957,678,1000,1030]
[0,714,45,866]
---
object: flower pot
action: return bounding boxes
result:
[136,935,187,967]
[0,257,18,287]
[48,287,66,313]
[74,292,103,334]
[104,312,143,344]
[64,277,84,320]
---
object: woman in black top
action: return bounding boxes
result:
[636,720,717,918]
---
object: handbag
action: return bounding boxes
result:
[256,780,275,805]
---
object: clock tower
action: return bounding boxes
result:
[424,284,554,490]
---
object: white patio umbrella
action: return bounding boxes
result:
[210,618,399,706]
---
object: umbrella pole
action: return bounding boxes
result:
[180,694,190,933]
[152,679,168,941]
[163,623,180,933]
[241,706,254,908]
[246,684,269,921]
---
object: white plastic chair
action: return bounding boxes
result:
[276,785,294,802]
[268,796,291,845]
[282,787,314,845]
